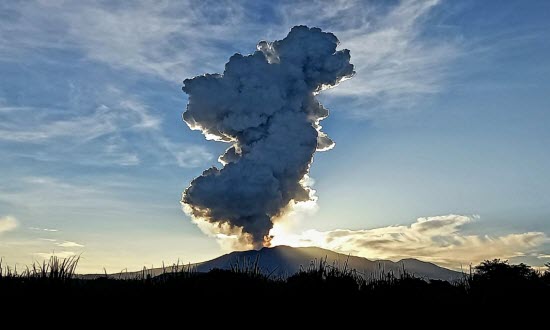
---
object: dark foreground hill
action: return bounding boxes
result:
[82,245,461,281]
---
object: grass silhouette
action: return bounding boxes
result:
[1,256,549,307]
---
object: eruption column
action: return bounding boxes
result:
[182,26,354,248]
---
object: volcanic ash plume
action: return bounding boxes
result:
[181,26,354,249]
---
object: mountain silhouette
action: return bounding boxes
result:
[83,246,461,281]
[194,246,460,280]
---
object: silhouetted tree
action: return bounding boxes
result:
[469,259,546,305]
[474,259,538,282]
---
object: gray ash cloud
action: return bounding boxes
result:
[181,26,354,248]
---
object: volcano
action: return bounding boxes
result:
[83,246,461,281]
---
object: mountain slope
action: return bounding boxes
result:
[195,245,461,281]
[82,245,461,281]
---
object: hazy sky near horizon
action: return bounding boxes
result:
[1,0,549,273]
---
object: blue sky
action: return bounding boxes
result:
[1,0,549,272]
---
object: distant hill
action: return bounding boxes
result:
[82,245,461,281]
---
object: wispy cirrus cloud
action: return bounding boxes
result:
[278,0,459,115]
[0,103,151,143]
[0,175,186,227]
[1,176,131,214]
[1,0,459,114]
[0,88,212,168]
[0,0,456,173]
[0,0,250,80]
[271,214,548,269]
[0,85,155,141]
[0,94,146,167]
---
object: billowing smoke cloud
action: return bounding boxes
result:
[181,26,354,248]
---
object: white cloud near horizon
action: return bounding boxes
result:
[270,214,548,269]
[39,238,57,242]
[56,241,84,248]
[0,216,18,235]
[34,251,77,259]
[30,227,58,232]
